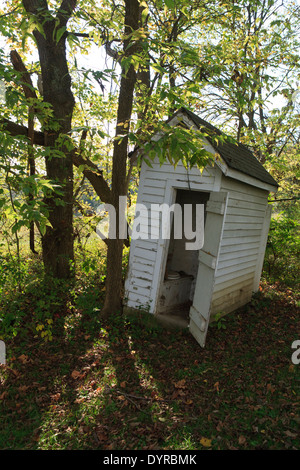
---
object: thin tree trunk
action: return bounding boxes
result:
[101,0,140,316]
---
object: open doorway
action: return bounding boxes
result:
[157,189,209,322]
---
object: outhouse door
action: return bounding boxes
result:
[189,191,228,347]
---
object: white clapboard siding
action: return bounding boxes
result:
[212,281,254,307]
[226,205,266,216]
[211,289,253,317]
[131,269,154,281]
[217,253,258,270]
[127,291,151,307]
[213,272,255,294]
[219,241,260,254]
[143,186,165,197]
[225,214,265,224]
[218,246,259,262]
[211,176,269,315]
[140,193,165,204]
[214,264,258,285]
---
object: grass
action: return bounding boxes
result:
[0,231,299,450]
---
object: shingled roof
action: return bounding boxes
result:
[178,107,278,187]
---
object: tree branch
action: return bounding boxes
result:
[57,0,77,26]
[22,0,48,15]
[1,118,45,145]
[10,50,38,100]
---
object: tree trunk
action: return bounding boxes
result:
[101,0,140,316]
[23,0,76,278]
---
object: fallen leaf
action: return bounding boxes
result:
[51,393,61,402]
[200,437,212,447]
[174,379,186,389]
[71,370,81,379]
[238,435,246,445]
[18,354,28,364]
[267,383,275,393]
[120,381,126,388]
[96,431,108,442]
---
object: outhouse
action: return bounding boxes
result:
[124,107,278,347]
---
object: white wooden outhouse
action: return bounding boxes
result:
[124,108,278,347]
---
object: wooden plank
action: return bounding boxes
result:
[253,205,272,291]
[219,241,259,253]
[223,222,263,230]
[213,272,254,293]
[142,178,166,188]
[134,247,157,262]
[227,198,267,211]
[145,165,213,179]
[213,277,254,299]
[141,193,164,204]
[135,215,160,228]
[212,284,253,308]
[227,191,268,205]
[198,250,217,269]
[219,247,258,262]
[221,178,269,197]
[132,259,154,271]
[129,284,152,297]
[189,191,229,347]
[129,277,152,289]
[214,265,256,284]
[217,253,258,270]
[225,214,265,223]
[226,206,266,216]
[127,292,151,307]
[222,229,261,239]
[143,186,165,197]
[131,269,154,281]
[150,160,212,177]
[211,290,252,316]
[216,259,257,276]
[135,239,158,250]
[206,199,226,215]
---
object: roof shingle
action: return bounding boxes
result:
[179,107,278,187]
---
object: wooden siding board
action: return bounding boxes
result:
[212,283,253,308]
[131,269,154,281]
[214,264,256,284]
[221,177,269,198]
[225,214,265,223]
[226,206,266,216]
[213,273,255,294]
[143,186,165,197]
[217,253,258,270]
[211,290,252,317]
[222,229,261,239]
[219,247,259,262]
[220,241,258,256]
[127,292,151,306]
[216,258,257,276]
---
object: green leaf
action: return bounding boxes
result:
[164,0,175,10]
[55,26,66,44]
